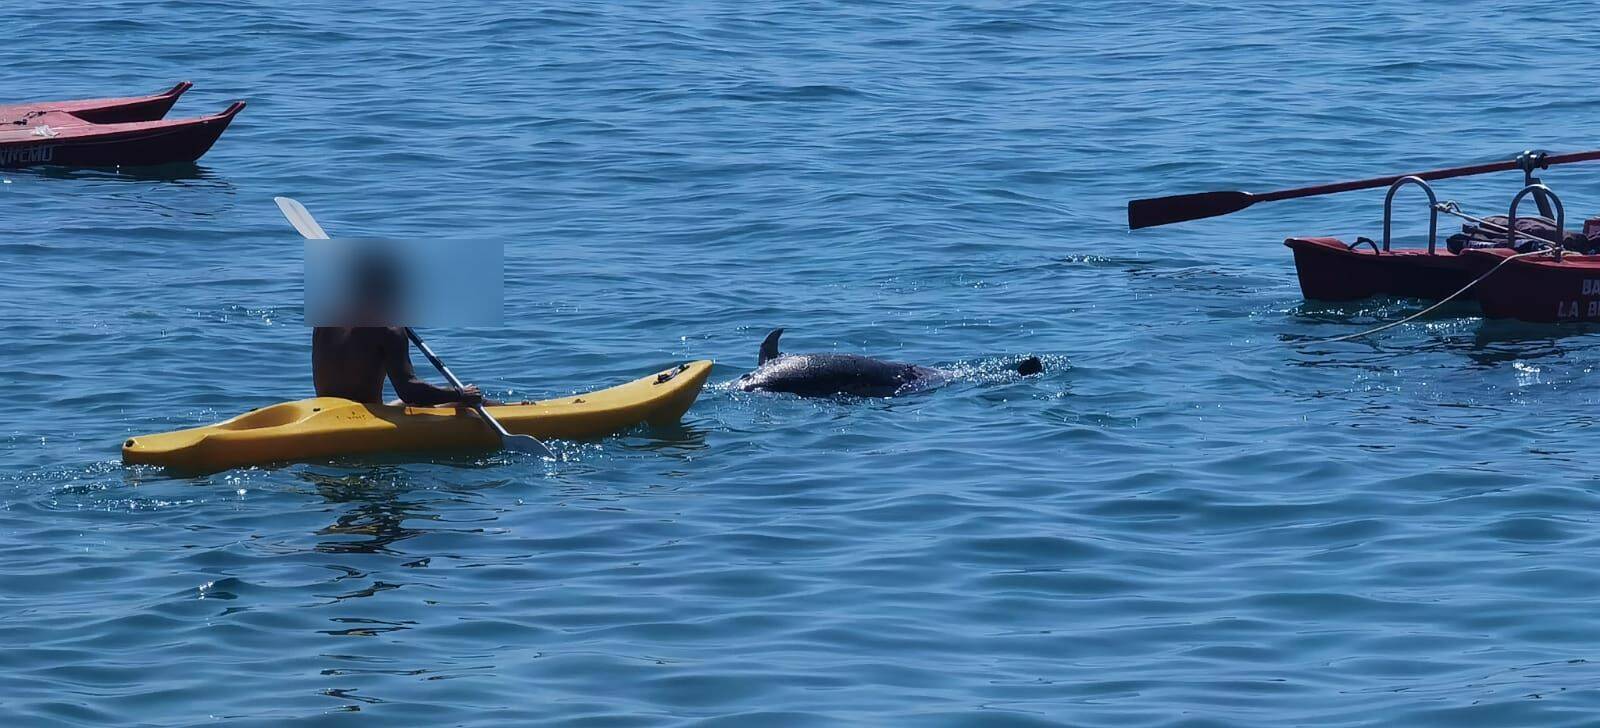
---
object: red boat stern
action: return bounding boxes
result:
[1285,237,1477,301]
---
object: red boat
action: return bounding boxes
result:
[0,82,243,168]
[1281,168,1576,303]
[0,81,193,125]
[1129,148,1600,328]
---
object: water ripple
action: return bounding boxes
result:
[6,0,1600,725]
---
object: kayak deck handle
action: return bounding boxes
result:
[656,364,690,384]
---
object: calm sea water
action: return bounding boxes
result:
[6,1,1600,725]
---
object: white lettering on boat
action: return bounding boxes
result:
[1584,279,1600,296]
[0,145,54,166]
[1555,300,1600,319]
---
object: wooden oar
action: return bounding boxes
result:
[273,196,554,459]
[1128,148,1600,230]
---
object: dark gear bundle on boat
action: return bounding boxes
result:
[1445,214,1600,254]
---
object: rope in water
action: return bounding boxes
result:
[1327,198,1576,343]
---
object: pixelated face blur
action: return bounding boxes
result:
[347,245,405,324]
[304,237,503,327]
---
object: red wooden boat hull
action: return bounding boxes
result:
[1284,236,1477,301]
[0,101,243,168]
[0,81,192,125]
[1463,248,1600,323]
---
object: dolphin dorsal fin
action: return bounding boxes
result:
[759,328,785,365]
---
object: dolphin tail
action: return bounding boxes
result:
[759,328,785,365]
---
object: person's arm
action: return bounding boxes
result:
[382,328,482,406]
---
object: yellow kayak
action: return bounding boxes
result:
[123,361,713,472]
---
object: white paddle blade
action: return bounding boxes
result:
[503,433,555,458]
[274,196,331,240]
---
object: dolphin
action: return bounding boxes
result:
[736,328,1043,398]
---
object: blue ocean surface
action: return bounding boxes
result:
[6,1,1600,725]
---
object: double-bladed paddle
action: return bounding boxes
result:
[1127,148,1600,230]
[273,196,554,459]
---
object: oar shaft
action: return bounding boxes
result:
[1257,163,1511,202]
[1257,150,1600,203]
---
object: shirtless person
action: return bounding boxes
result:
[312,326,484,407]
[311,236,498,407]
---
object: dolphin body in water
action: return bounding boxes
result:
[736,328,1043,398]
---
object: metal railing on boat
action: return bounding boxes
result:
[1382,175,1438,253]
[1507,183,1565,261]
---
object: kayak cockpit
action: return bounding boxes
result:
[214,401,325,431]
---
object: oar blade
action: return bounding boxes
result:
[1128,190,1257,230]
[274,196,330,240]
[502,433,555,458]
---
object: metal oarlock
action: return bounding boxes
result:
[1508,183,1565,261]
[1382,176,1438,253]
[1516,150,1556,219]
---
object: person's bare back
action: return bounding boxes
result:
[313,326,480,406]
